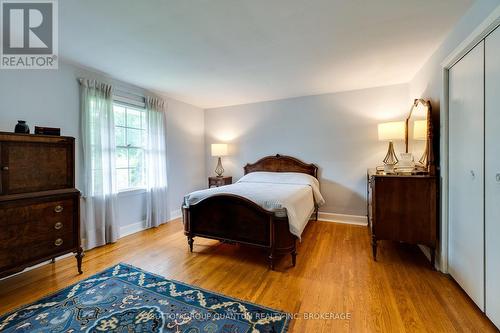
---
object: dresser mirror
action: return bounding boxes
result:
[404,99,434,174]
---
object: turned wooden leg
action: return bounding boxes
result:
[51,258,55,264]
[187,236,194,252]
[291,250,297,267]
[371,235,378,261]
[75,247,84,274]
[268,252,275,270]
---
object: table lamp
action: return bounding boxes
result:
[378,121,405,173]
[211,143,228,177]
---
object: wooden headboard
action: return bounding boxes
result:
[244,154,318,179]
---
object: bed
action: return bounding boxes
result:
[182,154,325,269]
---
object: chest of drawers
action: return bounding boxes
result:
[367,170,437,267]
[0,133,82,278]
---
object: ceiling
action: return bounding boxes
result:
[59,0,473,108]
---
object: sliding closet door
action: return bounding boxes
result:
[485,26,500,328]
[448,41,484,310]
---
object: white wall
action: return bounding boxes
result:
[205,84,409,217]
[165,97,206,218]
[0,61,205,237]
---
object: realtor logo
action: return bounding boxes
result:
[1,0,58,69]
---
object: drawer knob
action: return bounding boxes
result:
[54,222,63,230]
[54,238,63,246]
[1,166,8,171]
[54,205,64,213]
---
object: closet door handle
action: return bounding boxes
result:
[470,170,476,179]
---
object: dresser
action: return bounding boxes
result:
[0,132,83,278]
[367,169,437,267]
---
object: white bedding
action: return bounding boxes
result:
[183,172,325,239]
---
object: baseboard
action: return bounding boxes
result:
[119,211,181,238]
[120,220,147,238]
[170,209,182,220]
[318,212,368,226]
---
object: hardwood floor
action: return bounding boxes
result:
[0,220,497,332]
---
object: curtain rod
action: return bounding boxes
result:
[77,77,147,100]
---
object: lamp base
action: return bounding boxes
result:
[383,141,399,165]
[384,164,396,174]
[214,157,224,177]
[381,141,399,174]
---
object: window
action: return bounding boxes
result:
[113,103,147,191]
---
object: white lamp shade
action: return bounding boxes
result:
[413,120,427,140]
[378,121,405,141]
[211,143,228,157]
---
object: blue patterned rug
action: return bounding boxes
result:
[0,263,290,332]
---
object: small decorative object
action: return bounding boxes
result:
[396,152,415,173]
[14,120,30,134]
[378,121,405,173]
[211,143,228,177]
[35,126,61,136]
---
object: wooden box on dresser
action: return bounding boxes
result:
[367,169,437,267]
[0,132,83,278]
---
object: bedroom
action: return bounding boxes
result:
[0,0,499,332]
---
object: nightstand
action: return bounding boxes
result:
[208,176,232,188]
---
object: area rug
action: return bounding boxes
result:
[0,263,290,332]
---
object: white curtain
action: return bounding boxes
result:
[145,96,169,228]
[80,79,119,249]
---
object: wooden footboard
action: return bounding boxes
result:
[182,194,297,269]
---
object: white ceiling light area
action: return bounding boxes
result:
[59,0,473,108]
